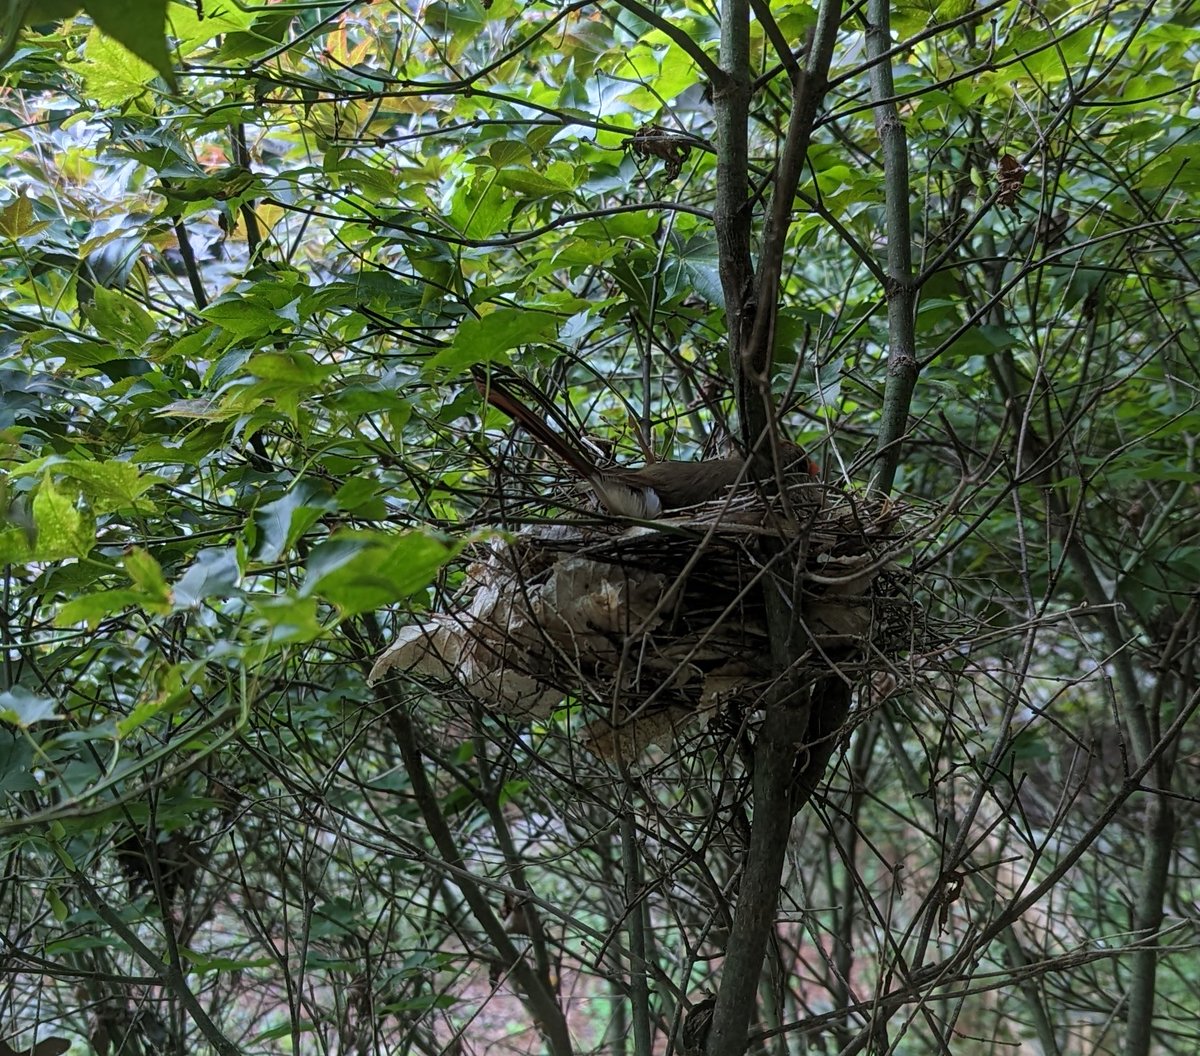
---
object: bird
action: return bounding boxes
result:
[473,367,817,519]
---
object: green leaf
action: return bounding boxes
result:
[40,337,135,369]
[82,286,158,350]
[12,457,158,512]
[494,169,573,199]
[942,325,1020,361]
[44,933,124,955]
[166,0,254,56]
[664,235,722,303]
[250,594,326,645]
[0,525,34,565]
[157,166,259,206]
[85,0,175,89]
[0,729,36,793]
[202,300,289,340]
[379,993,458,1013]
[81,26,157,106]
[154,397,235,421]
[123,547,169,600]
[301,531,456,617]
[499,779,529,806]
[172,548,242,609]
[256,1022,317,1043]
[448,177,513,239]
[183,950,276,973]
[245,352,335,386]
[56,588,144,629]
[575,212,659,240]
[0,686,61,726]
[334,476,386,516]
[214,9,292,62]
[33,478,95,560]
[0,2,81,71]
[51,458,157,514]
[0,190,47,239]
[47,886,69,922]
[115,692,170,737]
[481,141,530,169]
[931,0,975,22]
[426,308,557,373]
[253,484,331,564]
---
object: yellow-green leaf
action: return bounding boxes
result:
[81,26,159,106]
[85,0,175,89]
[33,479,95,560]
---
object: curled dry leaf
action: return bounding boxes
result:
[996,154,1027,209]
[628,123,692,180]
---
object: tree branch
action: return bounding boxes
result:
[381,691,575,1056]
[706,3,844,1054]
[865,0,917,498]
[741,0,842,449]
[608,0,727,85]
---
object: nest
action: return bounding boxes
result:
[370,480,914,759]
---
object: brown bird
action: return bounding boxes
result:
[474,367,817,519]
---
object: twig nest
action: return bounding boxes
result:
[370,483,912,758]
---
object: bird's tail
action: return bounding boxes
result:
[472,366,600,481]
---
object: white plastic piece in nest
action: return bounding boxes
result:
[581,706,693,759]
[582,661,756,761]
[367,617,563,718]
[533,556,667,641]
[368,540,671,723]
